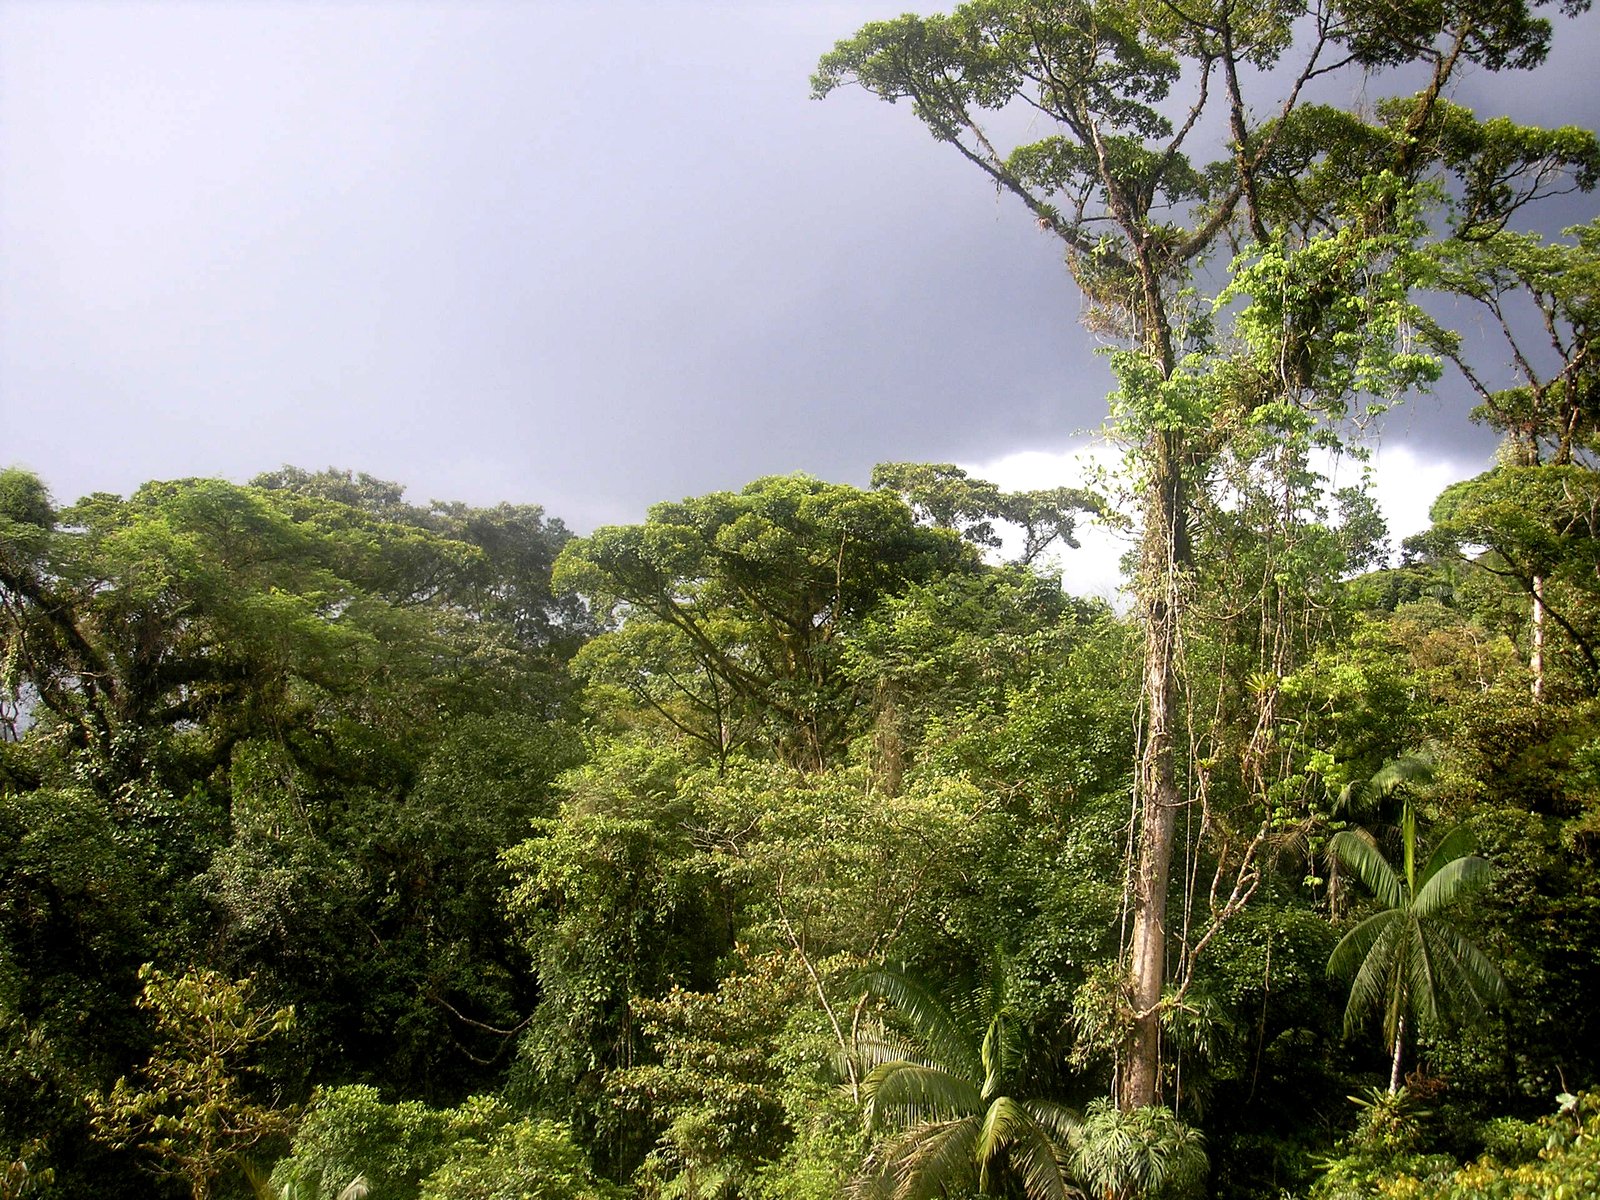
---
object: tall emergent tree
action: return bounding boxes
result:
[815,0,1595,1109]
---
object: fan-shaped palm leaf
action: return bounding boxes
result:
[1071,1099,1206,1200]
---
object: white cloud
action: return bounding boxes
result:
[964,440,1487,603]
[1328,444,1483,548]
[962,441,1131,605]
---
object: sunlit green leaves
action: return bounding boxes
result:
[86,965,296,1199]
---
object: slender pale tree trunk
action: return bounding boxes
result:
[1389,1015,1407,1093]
[1531,573,1546,699]
[1122,434,1187,1110]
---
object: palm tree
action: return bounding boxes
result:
[1327,806,1507,1091]
[1334,755,1436,822]
[1323,756,1433,914]
[849,965,1080,1200]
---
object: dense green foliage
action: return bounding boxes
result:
[270,1085,617,1200]
[4,2,1600,1197]
[5,446,1596,1199]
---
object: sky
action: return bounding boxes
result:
[3,0,1598,587]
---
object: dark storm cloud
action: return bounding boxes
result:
[1,1,1595,529]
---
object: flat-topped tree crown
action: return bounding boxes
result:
[814,0,1595,335]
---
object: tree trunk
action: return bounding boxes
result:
[1389,1015,1406,1093]
[1121,436,1187,1110]
[1531,573,1546,700]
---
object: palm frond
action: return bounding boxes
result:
[972,947,1011,1026]
[1370,755,1435,796]
[858,967,981,1081]
[978,1097,1073,1200]
[1414,853,1493,919]
[846,1171,899,1200]
[979,1010,1021,1099]
[1022,1099,1081,1145]
[1341,916,1404,1039]
[1419,821,1477,884]
[862,1062,983,1132]
[851,958,1079,1200]
[1328,908,1400,983]
[865,1117,961,1176]
[975,1096,1030,1187]
[1330,830,1406,910]
[1421,919,1508,1021]
[1406,916,1443,1037]
[1335,778,1371,818]
[976,1096,1014,1192]
[885,1116,982,1200]
[854,1027,945,1074]
[1327,800,1508,1071]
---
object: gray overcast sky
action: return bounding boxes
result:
[3,0,1598,534]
